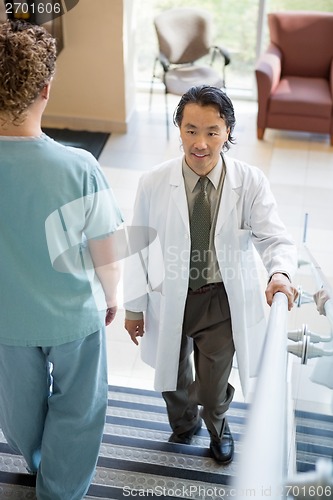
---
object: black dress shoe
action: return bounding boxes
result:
[168,418,202,445]
[209,420,234,464]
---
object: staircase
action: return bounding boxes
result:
[295,408,333,473]
[0,385,332,499]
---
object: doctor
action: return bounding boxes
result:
[124,85,298,464]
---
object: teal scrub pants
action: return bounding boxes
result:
[0,329,108,500]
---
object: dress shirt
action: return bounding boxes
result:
[182,155,226,285]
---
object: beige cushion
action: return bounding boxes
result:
[165,66,223,96]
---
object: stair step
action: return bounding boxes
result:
[1,385,332,498]
[294,407,333,472]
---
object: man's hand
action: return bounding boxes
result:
[125,318,145,345]
[265,273,298,311]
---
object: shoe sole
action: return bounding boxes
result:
[209,450,234,465]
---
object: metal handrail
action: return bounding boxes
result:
[289,241,333,495]
[233,292,289,499]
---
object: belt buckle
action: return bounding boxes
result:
[189,283,209,295]
[191,283,222,295]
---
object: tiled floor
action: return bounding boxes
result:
[99,90,333,413]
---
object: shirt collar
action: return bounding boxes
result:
[182,155,223,192]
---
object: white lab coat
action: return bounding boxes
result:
[124,154,297,396]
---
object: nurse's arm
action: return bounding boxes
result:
[88,235,121,324]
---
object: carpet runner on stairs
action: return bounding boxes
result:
[0,385,332,499]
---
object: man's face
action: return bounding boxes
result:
[179,103,230,175]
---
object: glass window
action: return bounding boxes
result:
[134,0,333,96]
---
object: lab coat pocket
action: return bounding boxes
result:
[237,228,250,251]
[146,290,161,332]
[237,229,264,327]
[142,290,161,368]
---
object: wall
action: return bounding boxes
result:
[43,0,135,133]
[123,0,136,124]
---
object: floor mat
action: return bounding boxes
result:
[42,127,110,159]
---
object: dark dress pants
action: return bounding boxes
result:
[162,283,235,442]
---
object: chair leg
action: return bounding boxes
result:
[257,127,265,140]
[165,90,170,141]
[210,46,226,89]
[149,57,158,111]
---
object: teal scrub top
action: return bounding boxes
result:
[0,134,123,346]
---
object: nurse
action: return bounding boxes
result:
[0,20,123,499]
[124,85,298,464]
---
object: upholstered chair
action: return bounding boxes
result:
[150,7,230,138]
[255,11,333,145]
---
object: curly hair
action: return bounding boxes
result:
[0,20,57,125]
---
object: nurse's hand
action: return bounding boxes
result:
[265,273,298,311]
[105,306,117,325]
[313,288,330,315]
[125,319,145,345]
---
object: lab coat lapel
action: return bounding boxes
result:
[215,156,241,234]
[169,161,190,231]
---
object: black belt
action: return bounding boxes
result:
[188,282,223,295]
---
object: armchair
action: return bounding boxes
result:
[255,11,333,145]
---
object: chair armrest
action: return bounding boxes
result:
[255,43,282,95]
[330,60,333,143]
[212,45,231,66]
[158,52,170,72]
[255,44,282,130]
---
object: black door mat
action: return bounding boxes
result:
[42,127,110,160]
